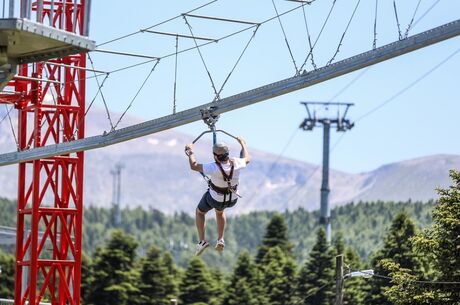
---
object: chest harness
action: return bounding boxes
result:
[208,160,241,203]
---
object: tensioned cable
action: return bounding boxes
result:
[112,59,161,130]
[10,4,305,109]
[328,68,369,101]
[244,127,300,206]
[284,132,346,207]
[355,270,460,285]
[4,104,18,148]
[393,0,403,40]
[213,25,260,102]
[355,46,460,122]
[88,53,114,130]
[72,73,110,139]
[404,0,423,38]
[173,35,179,114]
[182,15,221,100]
[326,0,362,66]
[411,0,441,30]
[299,0,338,72]
[43,66,68,139]
[271,0,299,74]
[0,104,14,126]
[301,4,317,70]
[96,0,218,47]
[107,3,308,76]
[291,281,332,305]
[246,64,365,207]
[373,0,378,49]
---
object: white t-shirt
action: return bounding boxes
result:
[202,157,247,202]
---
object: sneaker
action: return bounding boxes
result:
[195,240,209,256]
[215,239,225,252]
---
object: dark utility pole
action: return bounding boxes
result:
[335,255,344,305]
[300,102,354,242]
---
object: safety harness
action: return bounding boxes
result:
[208,160,241,203]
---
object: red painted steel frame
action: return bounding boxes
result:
[0,1,87,305]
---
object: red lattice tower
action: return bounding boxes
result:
[0,1,89,305]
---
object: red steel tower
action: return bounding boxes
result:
[0,1,92,304]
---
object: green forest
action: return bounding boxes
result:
[0,170,459,305]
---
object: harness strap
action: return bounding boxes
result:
[211,160,241,202]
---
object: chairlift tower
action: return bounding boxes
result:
[111,163,124,227]
[0,1,94,305]
[299,102,354,242]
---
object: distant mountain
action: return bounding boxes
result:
[0,107,458,214]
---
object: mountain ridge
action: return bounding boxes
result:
[0,107,458,214]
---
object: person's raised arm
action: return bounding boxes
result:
[185,144,204,172]
[237,137,250,164]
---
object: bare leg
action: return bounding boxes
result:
[196,208,206,241]
[215,209,226,241]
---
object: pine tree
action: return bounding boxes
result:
[162,251,180,299]
[86,230,140,305]
[256,213,293,263]
[260,246,297,305]
[333,232,345,256]
[0,250,15,298]
[223,251,265,305]
[208,267,225,305]
[138,246,177,305]
[80,252,93,304]
[179,257,214,305]
[297,228,335,305]
[385,170,460,305]
[366,212,427,305]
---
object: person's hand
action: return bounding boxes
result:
[237,137,246,145]
[185,143,194,156]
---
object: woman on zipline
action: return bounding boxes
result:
[185,137,250,255]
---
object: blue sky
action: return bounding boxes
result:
[87,0,460,173]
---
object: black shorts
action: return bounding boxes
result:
[197,191,237,213]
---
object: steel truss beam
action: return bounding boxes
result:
[1,19,460,167]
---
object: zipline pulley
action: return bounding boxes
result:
[192,106,239,145]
